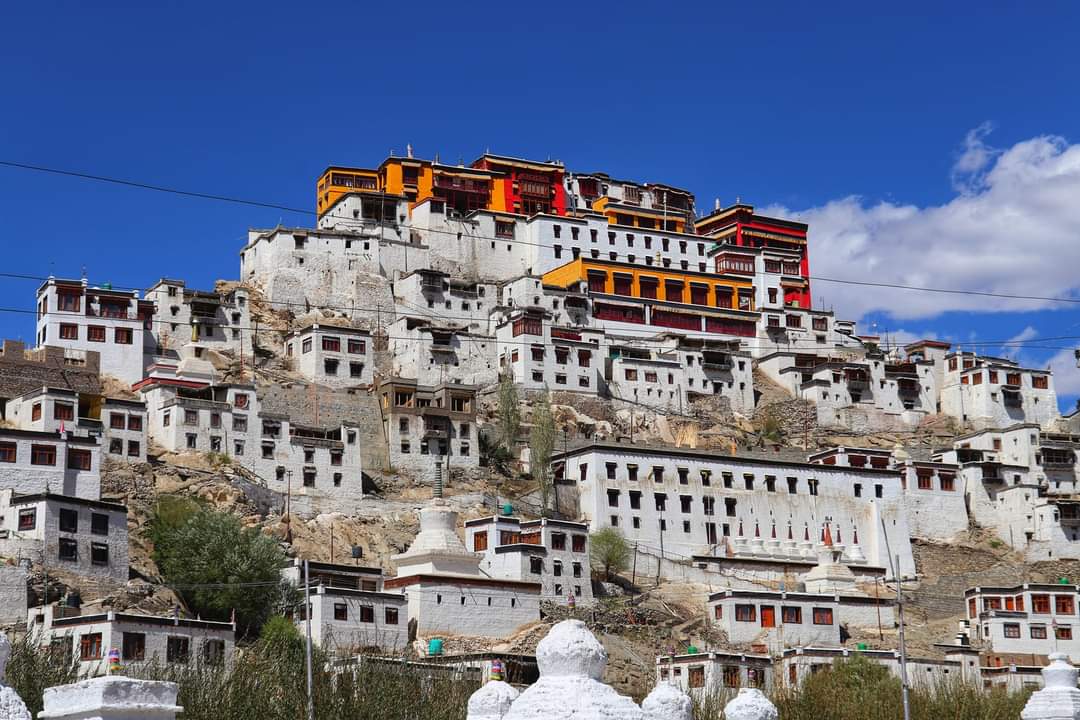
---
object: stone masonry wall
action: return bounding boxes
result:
[0,341,101,400]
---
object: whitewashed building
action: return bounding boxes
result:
[966,584,1080,663]
[708,588,895,653]
[0,489,128,584]
[552,442,916,576]
[282,559,408,653]
[102,397,147,462]
[464,516,594,603]
[284,324,373,388]
[144,279,252,361]
[393,269,498,333]
[29,605,235,677]
[34,278,152,384]
[388,317,498,388]
[139,379,366,516]
[496,309,603,395]
[0,428,100,500]
[940,351,1058,429]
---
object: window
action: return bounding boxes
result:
[530,556,543,574]
[87,325,106,342]
[80,633,103,661]
[324,359,339,376]
[572,534,586,553]
[91,542,109,566]
[18,508,36,530]
[551,533,567,550]
[359,605,375,623]
[723,666,740,688]
[1033,594,1051,614]
[167,636,190,663]
[629,491,641,510]
[303,470,316,487]
[54,403,74,421]
[350,362,364,378]
[91,513,109,535]
[123,632,146,661]
[688,666,705,688]
[115,328,133,345]
[553,560,563,577]
[59,508,78,533]
[1031,625,1048,639]
[735,604,756,622]
[812,607,834,625]
[210,412,221,429]
[202,639,225,665]
[31,444,56,465]
[59,323,78,340]
[385,607,400,625]
[782,606,802,623]
[348,338,366,354]
[184,409,198,425]
[330,450,343,466]
[322,336,341,352]
[187,434,198,449]
[67,448,91,471]
[31,403,41,421]
[110,412,126,429]
[1056,595,1075,615]
[333,603,348,621]
[1057,626,1073,640]
[234,441,244,457]
[0,442,15,463]
[163,411,171,427]
[58,538,78,561]
[1003,623,1021,638]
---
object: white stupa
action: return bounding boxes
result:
[803,523,858,594]
[641,682,692,720]
[501,620,643,720]
[391,499,482,577]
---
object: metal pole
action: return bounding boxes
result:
[657,507,665,586]
[631,543,638,591]
[304,560,315,720]
[894,553,911,720]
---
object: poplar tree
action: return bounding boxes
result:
[530,391,556,514]
[497,372,521,452]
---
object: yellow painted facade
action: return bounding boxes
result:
[542,258,753,309]
[592,197,687,233]
[316,166,380,216]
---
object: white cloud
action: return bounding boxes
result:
[1046,348,1080,399]
[766,128,1080,322]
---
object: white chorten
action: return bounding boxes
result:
[641,682,692,720]
[803,524,857,594]
[0,633,31,720]
[467,678,520,720]
[723,688,778,720]
[502,620,643,720]
[1020,652,1080,720]
[392,500,482,577]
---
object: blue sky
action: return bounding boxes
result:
[2,2,1080,406]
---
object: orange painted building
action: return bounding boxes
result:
[542,257,758,336]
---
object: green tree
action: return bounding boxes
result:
[589,527,631,580]
[530,391,556,514]
[497,373,521,452]
[153,508,287,637]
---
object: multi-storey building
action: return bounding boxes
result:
[809,446,968,541]
[377,378,478,482]
[566,173,695,231]
[284,324,373,388]
[0,489,128,584]
[29,605,235,677]
[551,442,915,576]
[966,584,1080,663]
[0,423,100,500]
[35,278,153,384]
[464,516,594,603]
[541,257,758,340]
[708,588,895,654]
[282,559,408,653]
[144,279,251,361]
[696,203,811,309]
[393,270,498,333]
[138,378,365,516]
[496,309,602,395]
[102,397,147,462]
[940,351,1058,429]
[388,317,498,388]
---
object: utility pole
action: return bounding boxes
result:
[656,505,665,585]
[303,560,315,720]
[631,543,638,592]
[880,518,911,720]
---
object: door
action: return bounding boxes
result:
[760,606,776,628]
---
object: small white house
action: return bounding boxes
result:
[0,489,129,584]
[284,324,373,388]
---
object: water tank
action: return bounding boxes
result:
[856,642,868,651]
[686,645,698,654]
[428,638,444,656]
[501,503,513,516]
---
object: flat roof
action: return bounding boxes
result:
[10,492,127,513]
[51,612,233,632]
[552,441,898,476]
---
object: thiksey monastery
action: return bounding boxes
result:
[4,146,1080,695]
